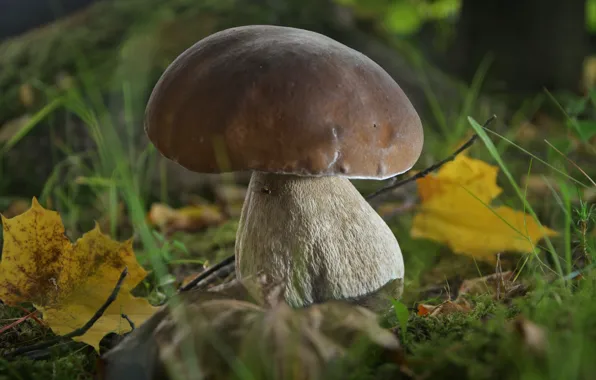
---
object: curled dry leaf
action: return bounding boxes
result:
[459,271,515,297]
[411,154,558,263]
[376,200,416,220]
[417,298,472,317]
[521,175,561,198]
[514,121,539,142]
[213,183,248,217]
[584,186,596,203]
[511,316,548,355]
[19,83,35,107]
[0,114,31,144]
[1,198,31,218]
[101,280,400,380]
[0,198,158,350]
[147,202,226,235]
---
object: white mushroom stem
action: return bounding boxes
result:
[235,171,404,309]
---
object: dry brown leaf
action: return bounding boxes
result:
[514,121,539,142]
[147,202,226,235]
[376,200,416,219]
[19,83,35,107]
[101,280,400,380]
[1,199,31,218]
[458,271,515,297]
[55,72,75,90]
[584,187,596,203]
[511,316,548,355]
[214,183,247,217]
[0,115,31,143]
[417,298,472,317]
[521,175,561,198]
[417,304,431,316]
[583,55,596,91]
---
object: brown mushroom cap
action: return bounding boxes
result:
[145,25,423,179]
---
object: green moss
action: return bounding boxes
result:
[0,352,96,380]
[372,277,596,380]
[0,304,96,379]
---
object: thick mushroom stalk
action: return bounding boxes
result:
[235,172,404,309]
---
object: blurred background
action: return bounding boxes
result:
[1,0,595,294]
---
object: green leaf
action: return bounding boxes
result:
[588,0,596,33]
[574,120,596,142]
[0,98,63,155]
[391,299,409,343]
[383,1,422,35]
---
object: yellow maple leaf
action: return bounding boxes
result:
[411,155,558,262]
[417,154,502,203]
[0,198,159,350]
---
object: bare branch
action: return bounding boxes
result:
[178,255,235,292]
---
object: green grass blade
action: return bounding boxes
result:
[468,116,563,277]
[0,97,63,155]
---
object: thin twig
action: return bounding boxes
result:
[121,313,135,331]
[0,310,38,335]
[543,139,596,187]
[178,255,235,292]
[496,253,502,301]
[365,115,497,201]
[5,267,128,358]
[14,305,46,327]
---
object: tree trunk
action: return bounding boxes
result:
[452,0,587,94]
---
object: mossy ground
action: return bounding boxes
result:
[1,215,595,380]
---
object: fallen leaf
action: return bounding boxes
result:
[101,279,400,380]
[459,271,515,297]
[55,71,75,90]
[416,154,501,204]
[376,200,415,219]
[411,154,558,262]
[511,316,548,355]
[514,121,539,142]
[1,199,31,218]
[148,203,226,235]
[582,55,596,92]
[0,115,31,144]
[0,198,158,350]
[19,83,35,107]
[417,304,431,316]
[521,175,561,198]
[417,298,472,317]
[213,183,247,217]
[583,187,596,203]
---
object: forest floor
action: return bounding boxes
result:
[0,4,596,374]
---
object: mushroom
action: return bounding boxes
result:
[145,25,424,311]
